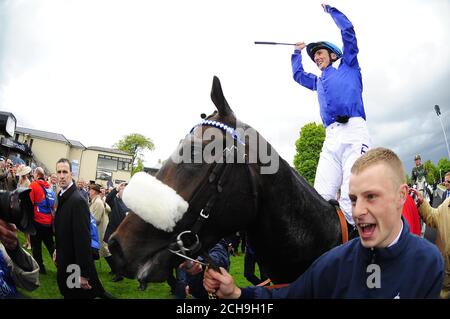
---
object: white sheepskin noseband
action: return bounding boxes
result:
[122,172,189,232]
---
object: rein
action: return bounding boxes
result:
[336,206,349,244]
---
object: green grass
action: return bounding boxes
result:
[17,232,254,299]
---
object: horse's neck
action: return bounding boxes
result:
[249,158,341,283]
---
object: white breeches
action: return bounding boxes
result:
[314,117,371,225]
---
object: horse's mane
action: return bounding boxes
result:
[218,118,342,283]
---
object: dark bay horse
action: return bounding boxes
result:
[109,76,348,287]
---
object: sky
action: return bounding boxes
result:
[0,0,449,175]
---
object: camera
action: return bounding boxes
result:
[0,188,35,235]
[408,189,419,206]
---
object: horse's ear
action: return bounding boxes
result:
[211,76,232,117]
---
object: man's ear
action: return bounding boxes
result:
[398,184,408,206]
[330,52,337,62]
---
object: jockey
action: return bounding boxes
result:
[291,3,371,225]
[411,154,428,186]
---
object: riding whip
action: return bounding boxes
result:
[254,41,296,46]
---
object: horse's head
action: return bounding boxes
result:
[109,76,275,286]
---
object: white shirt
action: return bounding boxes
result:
[59,181,74,197]
[387,221,404,248]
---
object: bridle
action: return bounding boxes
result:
[167,119,258,265]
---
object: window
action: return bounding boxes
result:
[97,155,132,172]
[118,158,132,171]
[97,155,118,171]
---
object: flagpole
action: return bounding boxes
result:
[435,105,450,159]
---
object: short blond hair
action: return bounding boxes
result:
[351,147,406,187]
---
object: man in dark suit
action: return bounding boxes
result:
[53,158,111,299]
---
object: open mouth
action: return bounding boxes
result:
[358,223,376,239]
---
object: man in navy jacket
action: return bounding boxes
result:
[204,148,444,298]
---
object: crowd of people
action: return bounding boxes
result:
[0,156,129,299]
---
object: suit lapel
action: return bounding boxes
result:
[58,183,77,210]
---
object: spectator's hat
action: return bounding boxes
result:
[89,183,102,193]
[17,165,32,176]
[414,154,421,160]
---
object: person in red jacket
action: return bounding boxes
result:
[29,167,55,274]
[401,194,422,236]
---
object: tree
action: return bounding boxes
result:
[114,133,155,175]
[293,122,325,185]
[437,157,450,182]
[423,160,438,185]
[133,158,145,176]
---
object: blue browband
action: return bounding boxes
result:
[190,119,246,146]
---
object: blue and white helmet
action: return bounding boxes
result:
[306,41,343,62]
